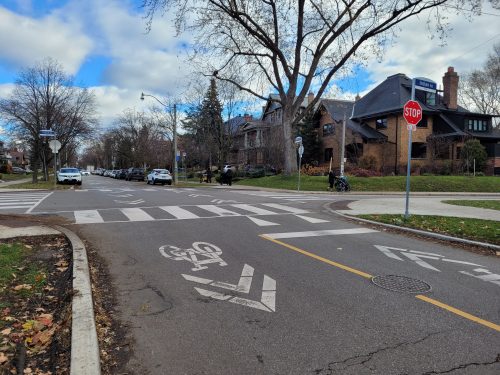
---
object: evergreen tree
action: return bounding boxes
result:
[296,110,321,165]
[460,138,488,174]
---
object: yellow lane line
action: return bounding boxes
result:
[259,235,373,279]
[260,234,500,333]
[416,295,500,332]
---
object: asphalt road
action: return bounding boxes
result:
[3,176,500,374]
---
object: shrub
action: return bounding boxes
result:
[0,164,12,174]
[348,167,382,177]
[358,155,377,170]
[300,164,328,176]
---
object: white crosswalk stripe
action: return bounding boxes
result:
[0,192,52,212]
[71,203,320,226]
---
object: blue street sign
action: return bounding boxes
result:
[414,78,437,93]
[40,129,55,137]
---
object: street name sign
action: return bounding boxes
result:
[414,77,437,93]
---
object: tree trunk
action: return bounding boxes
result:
[282,109,296,175]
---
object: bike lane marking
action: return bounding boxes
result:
[259,234,500,332]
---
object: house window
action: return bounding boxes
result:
[323,123,334,136]
[376,117,387,129]
[425,92,436,105]
[324,148,333,163]
[417,115,428,128]
[466,119,488,132]
[411,142,427,159]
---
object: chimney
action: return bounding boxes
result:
[308,91,314,105]
[355,93,361,101]
[243,113,253,122]
[443,67,459,110]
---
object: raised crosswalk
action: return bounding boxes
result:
[0,192,52,212]
[71,203,330,226]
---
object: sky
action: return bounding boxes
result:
[0,0,499,141]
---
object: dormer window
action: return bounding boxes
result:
[466,119,488,132]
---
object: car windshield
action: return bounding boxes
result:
[60,168,79,173]
[154,169,169,174]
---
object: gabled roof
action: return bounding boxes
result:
[319,99,386,141]
[351,73,471,120]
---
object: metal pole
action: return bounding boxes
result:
[404,80,416,219]
[340,113,346,176]
[297,154,302,191]
[173,104,178,185]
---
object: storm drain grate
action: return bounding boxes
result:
[371,275,431,294]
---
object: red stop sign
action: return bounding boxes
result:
[403,100,422,125]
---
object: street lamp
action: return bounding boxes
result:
[140,92,178,185]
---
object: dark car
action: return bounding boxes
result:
[126,168,145,181]
[117,169,128,179]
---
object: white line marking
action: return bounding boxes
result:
[295,215,329,223]
[0,201,34,205]
[231,204,278,215]
[120,208,154,221]
[160,206,200,219]
[197,205,241,216]
[261,203,309,214]
[374,245,405,261]
[182,274,213,285]
[261,275,276,311]
[247,217,280,227]
[0,206,35,210]
[264,228,377,239]
[74,210,104,224]
[441,259,484,267]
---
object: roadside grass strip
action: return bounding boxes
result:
[357,214,500,245]
[260,235,500,333]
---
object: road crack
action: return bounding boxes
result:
[422,353,500,374]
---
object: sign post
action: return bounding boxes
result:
[48,139,61,189]
[295,136,303,191]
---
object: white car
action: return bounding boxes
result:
[57,168,82,185]
[80,170,90,176]
[147,169,172,185]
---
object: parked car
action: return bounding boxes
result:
[126,168,145,181]
[12,167,27,174]
[147,169,172,185]
[117,169,128,179]
[57,168,82,185]
[80,170,90,176]
[223,164,236,173]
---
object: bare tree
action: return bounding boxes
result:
[142,0,482,174]
[0,58,97,182]
[460,42,500,126]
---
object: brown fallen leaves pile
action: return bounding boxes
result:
[0,236,71,375]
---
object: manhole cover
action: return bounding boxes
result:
[371,275,431,293]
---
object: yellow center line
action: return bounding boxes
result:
[259,235,373,279]
[416,295,500,332]
[259,234,500,333]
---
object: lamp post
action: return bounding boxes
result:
[140,92,178,185]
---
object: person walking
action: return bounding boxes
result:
[206,168,212,183]
[328,170,336,191]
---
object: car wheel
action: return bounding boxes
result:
[146,179,150,185]
[152,179,156,185]
[77,181,82,186]
[167,181,172,185]
[161,182,165,186]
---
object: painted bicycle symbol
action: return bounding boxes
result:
[159,242,227,271]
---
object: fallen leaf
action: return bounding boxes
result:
[1,328,11,336]
[22,321,36,331]
[56,267,68,272]
[36,314,53,327]
[0,352,8,364]
[13,284,32,291]
[54,260,68,268]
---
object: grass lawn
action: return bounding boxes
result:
[357,214,500,245]
[0,176,74,190]
[236,174,500,192]
[0,173,31,181]
[442,200,500,211]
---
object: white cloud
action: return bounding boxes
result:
[0,6,93,75]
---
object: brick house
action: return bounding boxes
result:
[228,93,315,167]
[315,67,500,175]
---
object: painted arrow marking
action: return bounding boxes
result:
[113,199,145,204]
[183,264,276,312]
[374,245,484,272]
[210,199,241,204]
[189,194,212,198]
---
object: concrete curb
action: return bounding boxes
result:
[54,226,101,375]
[324,205,500,253]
